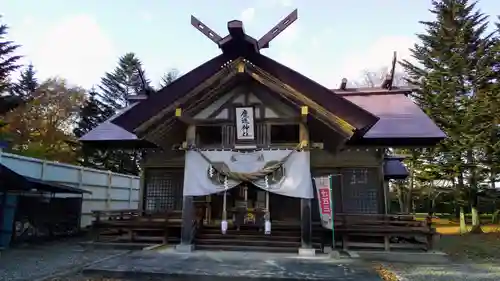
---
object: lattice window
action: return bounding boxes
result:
[342,168,378,214]
[349,168,368,185]
[144,169,184,212]
[223,125,235,147]
[256,123,267,146]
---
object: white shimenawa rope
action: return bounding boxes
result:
[221,176,228,234]
[264,175,271,235]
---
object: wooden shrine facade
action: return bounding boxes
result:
[80,10,446,253]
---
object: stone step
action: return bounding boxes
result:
[202,224,306,231]
[194,244,299,253]
[194,244,323,254]
[196,233,323,244]
[196,233,301,241]
[195,238,301,248]
[200,229,302,236]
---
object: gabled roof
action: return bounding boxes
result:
[83,12,444,147]
[80,88,446,147]
[112,54,235,133]
[111,53,379,137]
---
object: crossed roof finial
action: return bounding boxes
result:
[191,9,298,54]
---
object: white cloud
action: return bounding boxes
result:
[275,51,302,71]
[241,8,255,23]
[21,16,35,26]
[272,34,416,89]
[337,36,416,81]
[279,22,299,44]
[279,0,293,7]
[139,11,153,23]
[17,15,116,89]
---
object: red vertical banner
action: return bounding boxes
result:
[319,188,331,215]
[314,176,333,230]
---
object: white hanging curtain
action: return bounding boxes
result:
[182,150,314,199]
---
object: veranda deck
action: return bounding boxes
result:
[90,209,436,252]
[332,213,436,251]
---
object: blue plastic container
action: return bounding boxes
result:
[0,193,17,248]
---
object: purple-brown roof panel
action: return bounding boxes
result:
[340,92,446,140]
[79,104,138,142]
[78,103,157,148]
[383,156,409,180]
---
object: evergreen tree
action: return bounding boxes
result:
[0,16,22,94]
[401,0,495,231]
[74,89,116,170]
[159,69,179,88]
[99,52,150,109]
[481,17,500,191]
[81,52,152,175]
[12,63,38,100]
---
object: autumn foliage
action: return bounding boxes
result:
[1,78,85,163]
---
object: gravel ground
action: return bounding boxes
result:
[383,262,500,281]
[0,238,129,281]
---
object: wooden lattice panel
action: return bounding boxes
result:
[341,168,379,214]
[144,168,184,212]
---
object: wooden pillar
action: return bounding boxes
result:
[383,180,390,214]
[299,106,312,250]
[301,198,312,248]
[138,168,146,213]
[179,120,196,248]
[180,196,194,245]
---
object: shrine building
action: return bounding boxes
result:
[81,10,445,254]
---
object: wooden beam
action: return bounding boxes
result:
[244,63,355,136]
[143,73,243,142]
[228,20,245,39]
[258,9,298,49]
[381,51,397,89]
[135,59,240,135]
[191,15,223,44]
[299,109,309,150]
[300,105,308,123]
[182,124,197,149]
[237,60,245,73]
[175,107,198,126]
[175,108,182,117]
[340,78,347,90]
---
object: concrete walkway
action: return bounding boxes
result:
[0,239,128,281]
[83,249,382,280]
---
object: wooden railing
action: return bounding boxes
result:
[328,214,436,251]
[92,209,142,223]
[91,209,183,244]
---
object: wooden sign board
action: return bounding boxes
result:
[235,107,255,140]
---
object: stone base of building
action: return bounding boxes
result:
[298,247,316,257]
[175,244,194,253]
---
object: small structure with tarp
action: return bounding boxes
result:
[0,163,90,248]
[80,9,445,254]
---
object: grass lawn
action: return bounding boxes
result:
[376,216,500,280]
[436,224,500,234]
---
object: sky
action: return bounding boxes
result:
[1,0,499,90]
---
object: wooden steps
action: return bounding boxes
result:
[194,224,323,253]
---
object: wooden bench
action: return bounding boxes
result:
[331,214,436,251]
